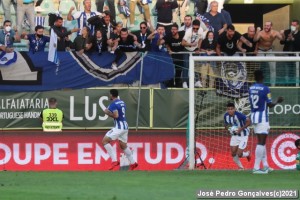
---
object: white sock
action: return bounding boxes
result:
[123,147,135,164]
[242,151,250,157]
[104,143,117,162]
[196,158,201,164]
[233,155,243,169]
[262,145,269,168]
[254,145,264,170]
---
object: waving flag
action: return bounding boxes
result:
[48,29,59,65]
[0,51,17,66]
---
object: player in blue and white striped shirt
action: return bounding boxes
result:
[249,70,284,174]
[224,102,251,170]
[102,89,138,171]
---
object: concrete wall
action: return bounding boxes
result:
[291,0,300,20]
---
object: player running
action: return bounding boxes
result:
[224,102,251,170]
[249,70,284,174]
[102,89,138,170]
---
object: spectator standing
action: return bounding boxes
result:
[67,0,103,35]
[129,0,152,29]
[1,0,17,22]
[181,19,205,88]
[16,0,35,34]
[73,26,93,53]
[147,25,166,52]
[95,0,116,24]
[173,0,189,24]
[156,0,178,35]
[131,21,152,51]
[107,21,123,52]
[200,30,217,88]
[117,0,130,26]
[194,0,208,15]
[0,20,20,48]
[51,17,79,51]
[160,23,185,87]
[206,0,232,25]
[281,19,300,52]
[216,24,252,56]
[238,26,258,56]
[254,21,284,86]
[99,11,115,40]
[25,25,50,53]
[179,15,192,32]
[92,29,108,54]
[280,19,300,84]
[110,28,139,70]
[203,0,227,40]
[182,19,205,53]
[180,15,208,34]
[237,26,259,80]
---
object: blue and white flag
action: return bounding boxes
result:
[48,29,59,65]
[0,51,17,66]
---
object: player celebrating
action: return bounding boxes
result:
[249,70,284,174]
[102,89,138,170]
[224,102,251,170]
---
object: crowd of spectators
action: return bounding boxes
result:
[0,0,299,87]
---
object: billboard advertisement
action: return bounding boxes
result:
[0,88,299,129]
[0,130,299,171]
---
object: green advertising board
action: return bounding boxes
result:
[0,88,299,130]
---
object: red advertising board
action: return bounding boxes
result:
[0,130,299,171]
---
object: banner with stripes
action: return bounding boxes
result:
[0,51,174,91]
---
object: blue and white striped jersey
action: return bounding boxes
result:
[108,99,128,130]
[35,16,45,26]
[249,83,272,123]
[224,111,250,136]
[72,11,101,35]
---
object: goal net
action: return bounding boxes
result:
[187,53,300,170]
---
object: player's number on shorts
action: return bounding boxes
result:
[250,94,259,109]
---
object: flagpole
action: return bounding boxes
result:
[136,52,144,131]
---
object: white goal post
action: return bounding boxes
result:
[188,53,300,170]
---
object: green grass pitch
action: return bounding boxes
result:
[0,170,299,200]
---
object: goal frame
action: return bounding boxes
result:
[188,53,300,170]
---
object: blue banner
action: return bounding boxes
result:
[0,51,174,92]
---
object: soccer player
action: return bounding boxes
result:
[102,89,138,170]
[249,70,284,174]
[224,102,251,170]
